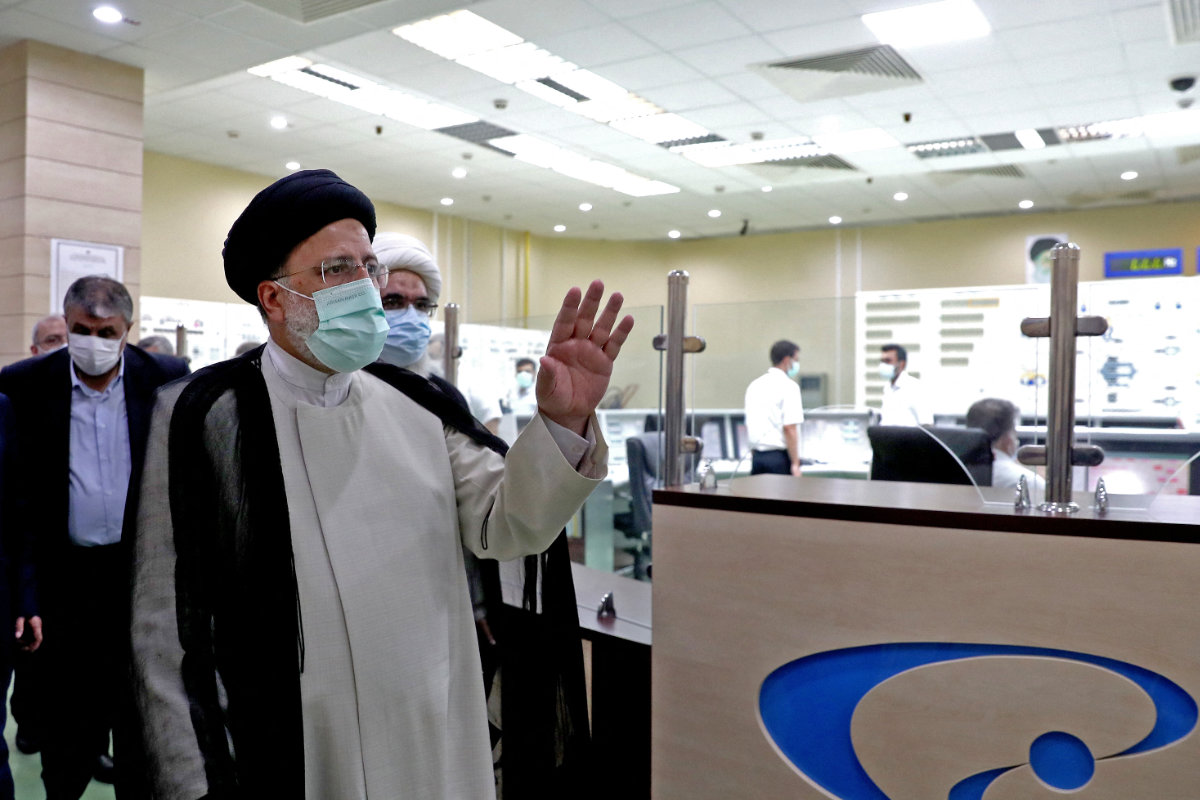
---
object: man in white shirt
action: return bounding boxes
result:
[966,397,1045,490]
[879,343,933,426]
[128,169,634,800]
[744,340,804,475]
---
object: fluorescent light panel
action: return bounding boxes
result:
[391,10,716,150]
[487,133,678,196]
[862,0,991,47]
[1014,128,1046,150]
[248,59,476,130]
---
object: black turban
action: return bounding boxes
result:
[223,169,376,304]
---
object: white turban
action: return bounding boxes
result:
[373,232,442,303]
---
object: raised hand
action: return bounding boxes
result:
[537,279,635,435]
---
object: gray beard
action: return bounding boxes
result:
[280,290,321,366]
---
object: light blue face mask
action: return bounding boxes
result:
[380,306,432,368]
[786,362,801,380]
[276,277,387,373]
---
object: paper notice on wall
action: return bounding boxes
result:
[50,239,124,313]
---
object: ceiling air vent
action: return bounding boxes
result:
[949,164,1026,179]
[1177,144,1200,164]
[245,0,388,23]
[436,121,517,144]
[1167,0,1200,44]
[751,45,922,102]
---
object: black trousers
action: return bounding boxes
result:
[40,544,123,800]
[750,449,791,475]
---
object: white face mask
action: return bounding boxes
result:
[68,333,124,376]
[878,362,896,381]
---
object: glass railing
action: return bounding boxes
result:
[683,281,1200,523]
[461,273,1200,580]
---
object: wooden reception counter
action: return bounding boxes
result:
[650,475,1200,800]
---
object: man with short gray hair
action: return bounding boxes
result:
[0,275,188,799]
[29,315,67,356]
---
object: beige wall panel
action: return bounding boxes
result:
[25,196,139,246]
[0,312,33,363]
[0,119,25,163]
[142,153,274,303]
[24,40,142,102]
[0,41,27,86]
[23,236,51,278]
[27,118,141,175]
[0,236,21,276]
[653,502,1200,799]
[0,79,26,127]
[25,79,142,140]
[0,157,24,202]
[0,198,25,240]
[27,157,141,211]
[0,274,49,315]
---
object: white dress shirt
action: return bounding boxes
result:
[880,371,933,427]
[744,366,805,451]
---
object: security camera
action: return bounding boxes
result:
[1170,76,1195,93]
[493,98,508,110]
[1180,97,1195,110]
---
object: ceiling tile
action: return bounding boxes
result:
[621,1,752,51]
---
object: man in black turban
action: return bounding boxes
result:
[127,169,634,799]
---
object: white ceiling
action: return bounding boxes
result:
[3,0,1199,240]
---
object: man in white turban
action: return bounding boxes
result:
[373,232,502,431]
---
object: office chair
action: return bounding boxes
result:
[619,432,695,581]
[867,425,993,486]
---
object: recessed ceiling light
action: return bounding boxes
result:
[451,166,468,178]
[1121,170,1139,180]
[579,203,592,212]
[829,216,843,225]
[440,197,454,206]
[862,0,991,48]
[1018,199,1034,209]
[893,192,909,202]
[554,224,566,232]
[270,115,288,130]
[761,186,773,193]
[92,6,123,23]
[285,161,300,171]
[668,230,681,239]
[708,209,722,218]
[1014,128,1046,150]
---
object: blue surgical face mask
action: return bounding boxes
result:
[515,370,534,390]
[275,277,387,373]
[786,361,800,380]
[380,306,432,368]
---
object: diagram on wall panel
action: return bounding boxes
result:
[855,275,1200,426]
[433,320,551,412]
[139,296,267,370]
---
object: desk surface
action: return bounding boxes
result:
[655,475,1200,543]
[571,562,652,646]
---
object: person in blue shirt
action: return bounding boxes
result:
[0,276,188,800]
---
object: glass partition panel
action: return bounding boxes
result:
[690,296,860,481]
[465,304,663,578]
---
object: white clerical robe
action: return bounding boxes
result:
[132,341,606,800]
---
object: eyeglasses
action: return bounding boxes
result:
[277,258,389,289]
[382,292,438,318]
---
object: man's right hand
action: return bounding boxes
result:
[15,615,42,652]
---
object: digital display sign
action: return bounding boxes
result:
[1104,248,1183,278]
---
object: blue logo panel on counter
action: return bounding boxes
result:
[758,642,1197,799]
[1104,249,1182,278]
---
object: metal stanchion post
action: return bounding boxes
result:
[1017,243,1107,513]
[443,302,460,386]
[653,271,706,487]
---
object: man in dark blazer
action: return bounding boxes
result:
[0,276,188,800]
[0,392,41,800]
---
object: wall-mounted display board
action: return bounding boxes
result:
[140,296,266,370]
[1104,249,1183,278]
[856,275,1200,427]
